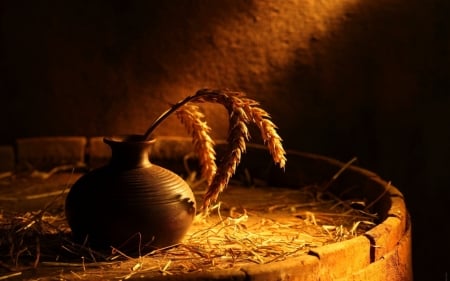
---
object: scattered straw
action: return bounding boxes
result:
[0,180,378,279]
[0,141,383,280]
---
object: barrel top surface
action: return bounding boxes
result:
[0,136,410,280]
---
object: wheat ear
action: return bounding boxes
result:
[202,98,251,209]
[175,104,217,185]
[192,89,286,209]
[143,88,286,210]
[244,106,286,169]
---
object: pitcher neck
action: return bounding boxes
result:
[104,135,155,169]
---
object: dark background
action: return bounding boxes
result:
[1,1,449,279]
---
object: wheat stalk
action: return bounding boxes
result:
[187,89,286,209]
[175,104,217,186]
[144,88,287,209]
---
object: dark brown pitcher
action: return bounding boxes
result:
[65,135,196,253]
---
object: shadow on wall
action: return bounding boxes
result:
[275,0,450,280]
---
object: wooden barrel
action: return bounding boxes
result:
[132,136,412,281]
[0,136,411,280]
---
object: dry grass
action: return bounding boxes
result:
[0,179,378,280]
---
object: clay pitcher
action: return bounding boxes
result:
[65,135,196,253]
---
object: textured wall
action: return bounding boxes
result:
[1,0,449,279]
[2,0,368,145]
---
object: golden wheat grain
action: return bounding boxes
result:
[245,106,286,169]
[175,104,217,186]
[202,103,250,209]
[144,88,286,208]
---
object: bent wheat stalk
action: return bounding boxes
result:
[143,89,286,209]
